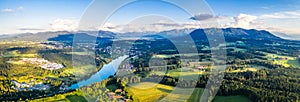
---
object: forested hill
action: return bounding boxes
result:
[189,28,282,41]
[0,31,115,42]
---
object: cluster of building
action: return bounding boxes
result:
[193,66,206,72]
[188,62,212,72]
[58,83,70,93]
[119,60,134,70]
[20,58,64,70]
[105,89,130,101]
[12,81,50,91]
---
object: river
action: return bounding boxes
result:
[69,55,128,89]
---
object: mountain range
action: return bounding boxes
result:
[0,28,296,42]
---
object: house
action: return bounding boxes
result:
[189,62,212,68]
[21,82,31,88]
[12,81,21,88]
[113,95,123,99]
[115,89,123,93]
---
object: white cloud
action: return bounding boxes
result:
[17,6,24,11]
[98,23,118,32]
[99,22,176,33]
[1,6,24,13]
[261,7,270,9]
[49,18,78,31]
[16,26,45,33]
[229,14,259,29]
[190,14,215,21]
[101,21,222,33]
[190,14,230,21]
[98,13,300,35]
[256,10,300,34]
[2,10,298,35]
[1,8,14,13]
[260,11,300,19]
[18,26,44,31]
[186,14,261,30]
[177,14,261,30]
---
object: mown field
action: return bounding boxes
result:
[263,52,296,68]
[165,69,207,80]
[227,68,257,73]
[127,82,252,102]
[287,60,300,68]
[127,82,204,102]
[30,91,88,102]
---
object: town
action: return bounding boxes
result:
[20,58,64,70]
[12,80,50,91]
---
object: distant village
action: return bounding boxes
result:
[20,58,64,70]
[104,89,130,102]
[12,80,50,91]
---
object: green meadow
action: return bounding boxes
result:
[166,68,207,80]
[287,60,300,68]
[127,82,204,102]
[30,91,88,102]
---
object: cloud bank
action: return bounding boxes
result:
[49,18,78,31]
[6,10,300,35]
[1,8,14,13]
[190,14,229,21]
[1,6,24,13]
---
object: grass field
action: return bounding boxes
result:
[3,52,38,58]
[288,60,300,68]
[160,88,204,102]
[228,68,257,73]
[262,52,296,68]
[166,69,206,80]
[273,60,291,68]
[264,53,294,60]
[127,82,173,102]
[213,95,252,102]
[152,54,173,58]
[151,69,205,79]
[30,91,88,102]
[64,65,96,76]
[65,52,90,55]
[6,61,26,64]
[127,82,204,102]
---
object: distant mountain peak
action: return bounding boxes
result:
[189,28,281,40]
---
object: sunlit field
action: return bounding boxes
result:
[127,82,204,102]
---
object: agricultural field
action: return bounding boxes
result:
[287,60,300,68]
[165,68,207,79]
[127,82,174,102]
[127,82,204,102]
[30,91,88,102]
[65,52,90,56]
[227,68,257,73]
[262,52,296,67]
[65,65,96,76]
[3,53,38,58]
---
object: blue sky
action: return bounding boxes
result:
[0,0,300,35]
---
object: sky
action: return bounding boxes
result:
[0,0,300,36]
